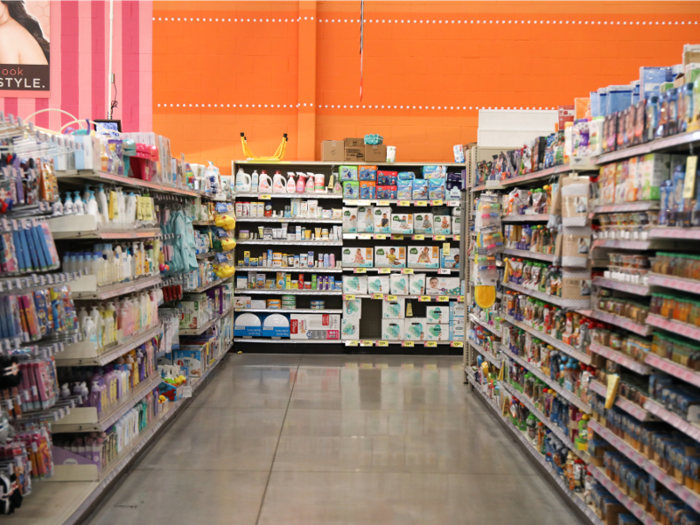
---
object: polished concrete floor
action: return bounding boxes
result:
[86,354,586,525]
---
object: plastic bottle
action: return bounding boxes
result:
[96,184,109,224]
[86,190,101,223]
[126,192,138,227]
[89,306,103,348]
[251,170,259,193]
[77,307,89,334]
[84,316,97,344]
[60,384,71,399]
[73,191,85,215]
[64,192,74,215]
[286,172,296,193]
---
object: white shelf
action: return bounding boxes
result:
[592,276,650,296]
[343,199,461,207]
[647,273,700,295]
[649,227,700,240]
[234,160,465,168]
[644,353,700,390]
[345,339,460,347]
[196,251,215,259]
[472,163,596,192]
[469,314,502,337]
[502,282,575,308]
[179,306,233,336]
[644,399,700,443]
[578,309,652,337]
[592,130,700,164]
[49,215,161,240]
[646,313,700,342]
[236,239,342,246]
[70,274,162,300]
[235,217,342,224]
[500,381,588,462]
[589,418,700,515]
[57,169,200,197]
[236,266,343,273]
[591,239,653,250]
[468,339,502,367]
[56,324,163,367]
[343,233,457,240]
[593,201,659,213]
[184,277,231,293]
[499,344,591,413]
[235,192,342,199]
[236,289,343,295]
[52,374,161,433]
[502,248,555,262]
[501,214,550,223]
[588,343,652,375]
[343,266,455,274]
[0,270,84,294]
[501,313,592,365]
[233,338,342,344]
[234,308,342,314]
[587,380,650,421]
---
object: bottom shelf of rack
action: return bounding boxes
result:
[12,348,231,525]
[234,338,344,344]
[466,371,605,525]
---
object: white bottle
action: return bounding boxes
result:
[73,191,85,215]
[53,198,64,216]
[117,189,126,226]
[251,170,259,193]
[84,316,97,344]
[97,184,109,224]
[126,192,138,227]
[60,384,71,399]
[64,192,74,215]
[286,172,296,193]
[89,306,103,348]
[77,307,89,334]
[86,191,101,223]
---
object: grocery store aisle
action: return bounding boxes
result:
[85,354,585,525]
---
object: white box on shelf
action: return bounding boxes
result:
[373,207,392,233]
[367,275,390,294]
[343,207,358,233]
[382,297,405,319]
[425,276,460,295]
[343,275,368,294]
[427,324,450,341]
[414,213,433,234]
[405,318,427,341]
[390,213,413,234]
[389,273,409,295]
[341,318,360,340]
[289,314,341,340]
[426,305,448,323]
[357,206,375,233]
[374,246,406,268]
[409,273,426,295]
[343,299,362,319]
[381,319,405,341]
[342,247,374,268]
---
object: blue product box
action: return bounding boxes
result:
[422,165,447,179]
[640,66,674,100]
[261,313,290,338]
[606,85,633,116]
[598,88,608,116]
[343,181,359,199]
[340,166,358,181]
[359,166,377,181]
[397,179,413,200]
[590,91,600,118]
[412,179,428,199]
[428,178,446,200]
[234,312,262,337]
[173,349,204,377]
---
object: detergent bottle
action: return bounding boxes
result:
[296,172,307,193]
[259,170,272,192]
[286,172,296,193]
[305,172,315,193]
[251,170,259,193]
[272,171,287,193]
[235,168,251,193]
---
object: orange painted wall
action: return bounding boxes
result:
[153,1,700,172]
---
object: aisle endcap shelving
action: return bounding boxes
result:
[179,306,233,336]
[587,380,650,421]
[646,313,700,342]
[70,274,162,301]
[591,129,700,165]
[184,277,231,294]
[501,313,592,365]
[52,374,162,434]
[588,418,700,515]
[499,344,591,413]
[235,266,343,274]
[647,273,700,295]
[467,339,502,367]
[502,248,556,263]
[587,342,651,375]
[592,276,650,297]
[56,324,163,367]
[577,309,652,337]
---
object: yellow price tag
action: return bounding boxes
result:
[375,234,387,240]
[402,341,415,348]
[684,157,698,199]
[378,268,391,274]
[458,295,465,302]
[398,200,410,207]
[378,200,390,206]
[376,363,388,369]
[259,194,272,200]
[358,234,372,240]
[376,341,389,347]
[413,234,425,241]
[415,200,427,206]
[401,268,414,274]
[451,341,464,348]
[392,234,404,240]
[353,268,367,274]
[434,235,446,241]
[345,200,359,206]
[386,295,397,301]
[360,362,373,367]
[454,235,460,241]
[344,294,356,300]
[358,200,371,206]
[443,242,450,256]
[360,341,373,347]
[372,293,385,300]
[425,341,438,348]
[437,295,449,302]
[419,295,431,302]
[430,199,444,206]
[346,340,358,346]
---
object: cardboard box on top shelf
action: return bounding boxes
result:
[322,140,345,162]
[365,144,387,162]
[683,44,700,66]
[345,138,364,148]
[345,147,365,162]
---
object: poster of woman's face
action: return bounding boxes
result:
[0,1,51,96]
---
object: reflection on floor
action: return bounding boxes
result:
[85,354,586,525]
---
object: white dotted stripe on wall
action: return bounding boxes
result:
[153,17,699,25]
[156,103,559,111]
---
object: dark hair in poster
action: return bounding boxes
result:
[1,0,50,63]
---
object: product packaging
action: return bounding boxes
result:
[427,306,448,323]
[381,319,405,340]
[408,246,440,268]
[289,314,340,340]
[343,181,359,199]
[441,248,460,269]
[359,165,377,181]
[405,318,427,341]
[367,275,390,294]
[433,215,451,235]
[422,165,447,179]
[383,297,406,319]
[389,273,409,295]
[342,248,374,268]
[409,273,426,295]
[425,276,460,295]
[343,299,362,319]
[373,207,392,233]
[340,165,359,182]
[414,213,434,234]
[397,179,413,200]
[374,246,406,267]
[357,206,375,233]
[342,274,368,293]
[412,179,429,200]
[428,178,446,200]
[426,324,449,341]
[343,207,358,233]
[359,180,376,200]
[390,213,414,234]
[341,318,360,340]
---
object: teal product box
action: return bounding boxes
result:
[343,181,360,199]
[173,348,204,377]
[412,179,428,199]
[427,306,448,323]
[428,178,446,200]
[340,165,358,182]
[422,165,447,179]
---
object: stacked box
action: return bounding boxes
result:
[382,319,405,341]
[367,275,390,294]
